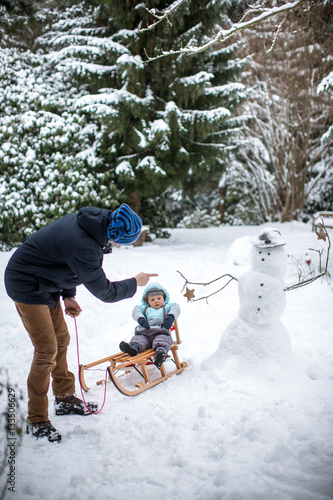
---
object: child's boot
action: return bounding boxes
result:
[155,347,167,368]
[119,341,139,357]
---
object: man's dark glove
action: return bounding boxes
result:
[162,314,174,330]
[138,317,150,329]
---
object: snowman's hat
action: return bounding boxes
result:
[252,227,286,248]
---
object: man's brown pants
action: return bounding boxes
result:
[15,302,75,423]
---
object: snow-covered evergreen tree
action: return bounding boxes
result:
[0,8,122,247]
[0,0,248,243]
[40,0,247,229]
[0,3,122,248]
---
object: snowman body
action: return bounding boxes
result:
[215,229,292,368]
[238,245,287,327]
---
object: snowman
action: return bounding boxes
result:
[209,227,292,370]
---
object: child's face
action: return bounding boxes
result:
[147,294,165,309]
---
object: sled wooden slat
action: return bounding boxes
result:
[79,320,187,396]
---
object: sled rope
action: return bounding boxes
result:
[74,316,108,414]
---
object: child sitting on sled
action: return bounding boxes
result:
[119,282,180,368]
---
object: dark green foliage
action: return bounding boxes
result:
[72,0,247,219]
[0,0,248,247]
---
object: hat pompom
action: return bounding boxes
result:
[107,204,142,244]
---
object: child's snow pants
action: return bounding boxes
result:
[130,327,173,353]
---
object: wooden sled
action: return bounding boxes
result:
[79,320,188,396]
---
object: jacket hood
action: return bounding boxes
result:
[77,207,110,248]
[141,282,170,305]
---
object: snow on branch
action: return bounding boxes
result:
[143,0,309,61]
[140,0,188,32]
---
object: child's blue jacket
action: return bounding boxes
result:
[132,282,180,331]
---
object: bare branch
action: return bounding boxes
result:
[139,0,188,32]
[144,0,309,61]
[285,221,331,291]
[177,270,237,303]
[306,157,333,197]
[191,278,236,303]
[265,12,288,53]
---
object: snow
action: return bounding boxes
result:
[62,61,118,76]
[317,71,333,94]
[117,53,144,68]
[137,156,166,175]
[204,82,246,98]
[150,119,170,134]
[1,222,333,500]
[134,127,148,148]
[75,88,154,112]
[115,160,134,177]
[186,106,231,123]
[252,227,287,250]
[175,71,214,87]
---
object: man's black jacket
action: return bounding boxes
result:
[4,207,137,306]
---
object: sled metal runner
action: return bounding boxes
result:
[79,320,187,396]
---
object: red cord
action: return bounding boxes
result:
[74,316,108,415]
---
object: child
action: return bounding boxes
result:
[119,282,180,367]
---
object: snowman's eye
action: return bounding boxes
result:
[259,251,262,254]
[268,252,270,255]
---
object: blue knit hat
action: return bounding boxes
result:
[107,204,142,244]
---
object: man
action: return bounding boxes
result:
[4,204,157,442]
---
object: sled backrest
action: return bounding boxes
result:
[170,319,181,345]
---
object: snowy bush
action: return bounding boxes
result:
[0,46,120,249]
[177,208,221,228]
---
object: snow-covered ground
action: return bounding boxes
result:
[1,222,333,500]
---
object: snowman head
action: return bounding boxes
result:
[251,228,287,278]
[252,227,286,249]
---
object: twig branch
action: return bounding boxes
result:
[177,270,237,303]
[266,12,288,53]
[285,221,331,291]
[192,278,236,303]
[144,0,309,61]
[139,0,188,32]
